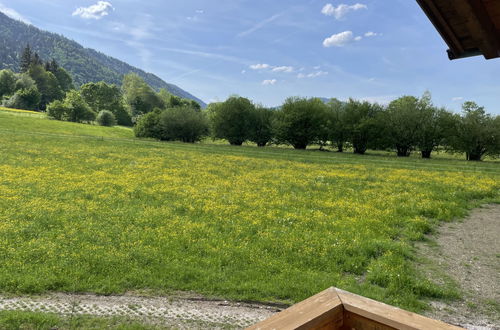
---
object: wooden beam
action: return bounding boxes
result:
[335,288,463,330]
[416,0,465,57]
[456,0,500,59]
[247,288,343,330]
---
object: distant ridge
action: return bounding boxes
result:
[0,12,206,107]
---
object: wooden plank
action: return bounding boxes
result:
[342,311,397,330]
[456,0,500,59]
[336,289,464,330]
[416,0,465,55]
[247,287,343,330]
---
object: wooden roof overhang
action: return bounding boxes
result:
[417,0,500,60]
[248,287,463,330]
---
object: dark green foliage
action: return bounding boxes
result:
[211,96,256,145]
[158,89,201,110]
[47,90,96,123]
[343,99,382,154]
[3,87,41,110]
[134,107,209,142]
[0,13,205,106]
[28,65,64,110]
[96,110,117,127]
[0,69,16,98]
[19,44,33,73]
[80,81,132,126]
[445,102,500,161]
[249,106,274,147]
[274,97,328,150]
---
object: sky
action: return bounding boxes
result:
[1,0,499,113]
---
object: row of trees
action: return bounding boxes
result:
[137,94,499,161]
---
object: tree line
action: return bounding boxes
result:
[1,46,498,161]
[0,45,201,127]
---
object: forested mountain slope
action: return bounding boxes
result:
[0,12,206,107]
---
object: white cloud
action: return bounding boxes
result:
[196,10,204,14]
[321,3,367,20]
[250,63,271,70]
[364,31,378,37]
[323,31,355,47]
[298,71,329,79]
[72,1,114,20]
[272,66,294,73]
[354,36,362,41]
[0,3,31,24]
[452,97,464,102]
[262,79,277,85]
[241,70,246,74]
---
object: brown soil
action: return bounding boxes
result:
[419,204,500,330]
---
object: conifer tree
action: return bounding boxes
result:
[20,44,32,73]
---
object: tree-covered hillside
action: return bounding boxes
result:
[0,12,206,107]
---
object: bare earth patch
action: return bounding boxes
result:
[419,204,500,330]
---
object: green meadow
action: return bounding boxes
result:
[0,108,499,312]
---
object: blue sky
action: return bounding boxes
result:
[1,0,499,113]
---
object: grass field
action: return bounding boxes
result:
[0,109,499,313]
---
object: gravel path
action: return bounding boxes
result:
[0,293,279,329]
[420,204,500,330]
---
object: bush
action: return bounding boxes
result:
[96,110,117,127]
[211,96,255,145]
[3,87,41,111]
[46,91,96,123]
[46,100,68,120]
[134,107,209,143]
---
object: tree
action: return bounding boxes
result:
[122,73,163,118]
[46,91,96,123]
[384,96,421,157]
[157,89,200,110]
[0,69,16,99]
[20,44,33,73]
[211,96,256,145]
[134,109,162,139]
[3,87,41,110]
[80,81,132,126]
[96,110,117,127]
[274,97,327,149]
[343,99,381,154]
[249,106,274,147]
[157,107,209,142]
[28,65,64,110]
[14,73,36,91]
[327,98,347,152]
[446,102,500,161]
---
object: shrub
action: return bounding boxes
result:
[96,110,117,127]
[46,100,68,120]
[3,87,41,111]
[134,107,209,143]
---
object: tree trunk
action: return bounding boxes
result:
[230,141,243,146]
[337,143,343,153]
[468,152,482,161]
[396,146,410,157]
[293,143,307,150]
[421,150,432,159]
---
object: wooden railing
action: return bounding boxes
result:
[247,287,463,330]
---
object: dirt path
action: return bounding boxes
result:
[420,204,500,330]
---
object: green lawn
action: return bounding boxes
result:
[0,109,499,312]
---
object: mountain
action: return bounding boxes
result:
[0,12,206,107]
